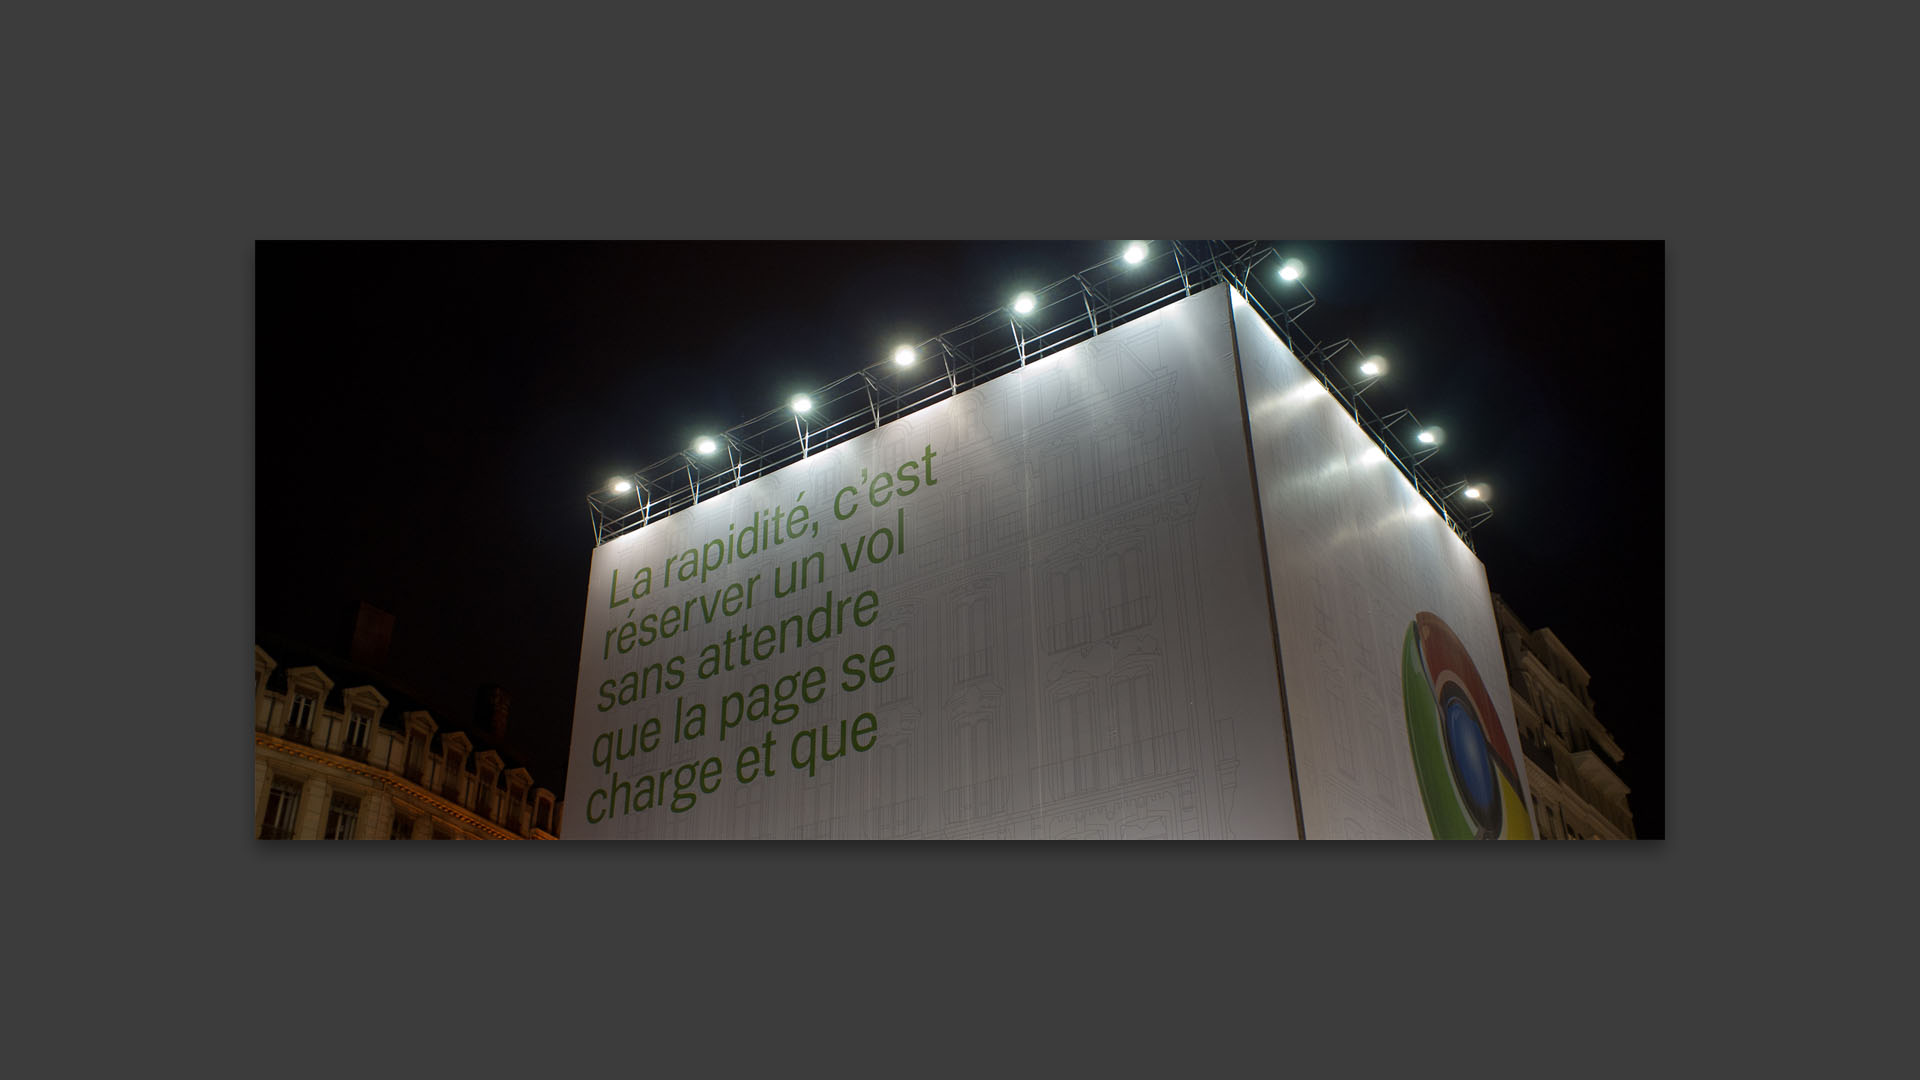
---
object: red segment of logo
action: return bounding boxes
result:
[1414,612,1517,784]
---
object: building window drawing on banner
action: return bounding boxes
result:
[1110,662,1174,782]
[947,714,1002,823]
[791,779,836,840]
[732,773,768,839]
[962,484,993,559]
[1103,545,1152,634]
[1046,563,1092,653]
[1095,429,1142,509]
[1042,681,1101,799]
[871,727,917,837]
[951,589,994,684]
[1041,443,1089,533]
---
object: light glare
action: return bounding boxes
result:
[790,394,813,414]
[1123,242,1147,264]
[1360,360,1382,377]
[1013,292,1036,314]
[694,436,718,455]
[611,479,632,494]
[893,346,916,367]
[1464,486,1483,500]
[1418,430,1437,445]
[1278,258,1305,282]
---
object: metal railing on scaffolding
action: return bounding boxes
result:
[589,241,1488,551]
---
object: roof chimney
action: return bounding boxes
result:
[349,602,395,670]
[476,685,510,742]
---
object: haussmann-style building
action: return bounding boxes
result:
[253,609,564,840]
[1494,594,1635,840]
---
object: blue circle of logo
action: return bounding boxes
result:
[1444,696,1500,832]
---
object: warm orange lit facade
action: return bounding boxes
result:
[1494,595,1635,840]
[253,640,563,840]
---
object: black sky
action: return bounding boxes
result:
[256,241,1664,836]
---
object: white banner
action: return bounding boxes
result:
[566,286,1300,838]
[1232,289,1535,839]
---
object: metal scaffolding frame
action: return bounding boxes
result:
[588,241,1490,549]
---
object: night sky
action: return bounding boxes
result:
[256,241,1664,837]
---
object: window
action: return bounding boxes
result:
[404,734,426,781]
[260,778,301,839]
[286,693,316,739]
[390,812,416,840]
[443,751,466,800]
[325,793,360,840]
[344,709,371,749]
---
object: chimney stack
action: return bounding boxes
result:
[476,685,510,742]
[349,602,395,670]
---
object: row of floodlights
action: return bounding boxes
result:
[607,245,1488,505]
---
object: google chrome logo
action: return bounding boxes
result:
[1401,612,1533,840]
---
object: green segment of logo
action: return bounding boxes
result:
[1402,621,1476,840]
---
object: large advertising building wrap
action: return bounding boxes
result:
[1231,289,1535,839]
[566,287,1301,839]
[566,284,1533,839]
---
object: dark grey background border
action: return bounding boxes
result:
[20,4,1864,1073]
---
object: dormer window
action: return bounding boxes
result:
[337,687,388,759]
[345,709,371,750]
[285,693,317,744]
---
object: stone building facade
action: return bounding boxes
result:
[253,634,562,840]
[1494,595,1635,840]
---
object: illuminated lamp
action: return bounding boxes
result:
[1012,292,1036,314]
[1123,242,1147,264]
[790,394,813,414]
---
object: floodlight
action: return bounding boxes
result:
[694,436,718,455]
[893,346,916,367]
[1123,242,1147,265]
[1360,359,1383,378]
[611,479,632,494]
[1418,430,1437,445]
[1278,258,1305,282]
[790,394,813,414]
[1012,292,1036,314]
[1463,486,1483,500]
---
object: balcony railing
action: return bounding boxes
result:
[343,744,371,763]
[259,825,296,840]
[281,725,314,747]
